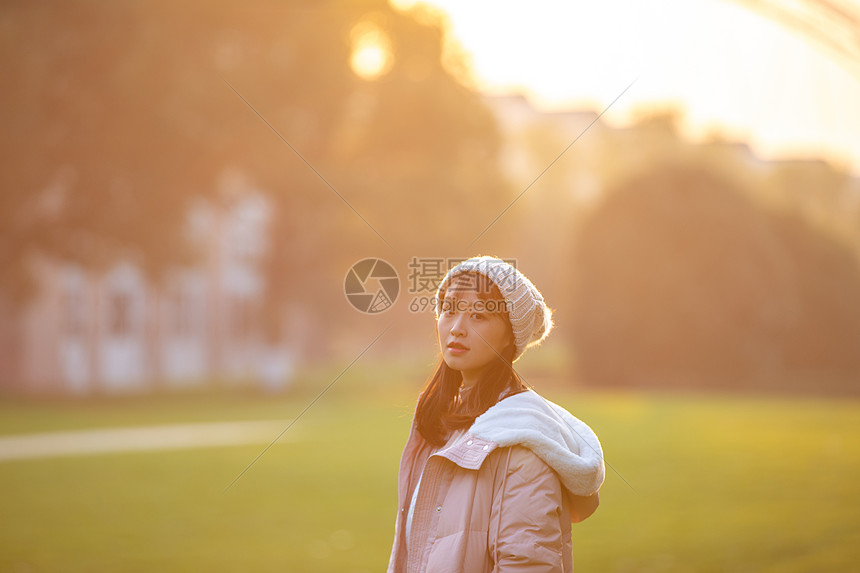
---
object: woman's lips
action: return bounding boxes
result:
[447,342,469,355]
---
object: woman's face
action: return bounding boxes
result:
[437,280,512,385]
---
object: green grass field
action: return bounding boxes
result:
[1,370,858,572]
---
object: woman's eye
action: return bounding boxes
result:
[470,312,483,320]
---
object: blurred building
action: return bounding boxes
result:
[484,94,604,201]
[0,175,295,395]
[4,94,857,395]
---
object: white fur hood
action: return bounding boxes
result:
[468,390,605,496]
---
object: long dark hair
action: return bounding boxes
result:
[416,272,525,447]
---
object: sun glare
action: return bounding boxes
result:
[401,0,860,173]
[350,21,393,80]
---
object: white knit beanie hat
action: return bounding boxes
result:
[435,256,553,361]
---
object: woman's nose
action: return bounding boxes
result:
[450,314,466,336]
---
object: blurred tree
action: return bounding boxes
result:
[768,208,860,388]
[325,5,507,254]
[570,165,860,393]
[761,159,859,248]
[0,1,507,345]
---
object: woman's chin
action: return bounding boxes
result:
[441,352,471,371]
[442,353,493,375]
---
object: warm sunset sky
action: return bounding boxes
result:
[391,0,860,175]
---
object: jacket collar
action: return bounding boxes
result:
[433,434,498,470]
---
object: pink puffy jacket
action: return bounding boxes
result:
[387,390,604,573]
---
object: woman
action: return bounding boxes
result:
[387,256,605,573]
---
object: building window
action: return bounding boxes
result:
[62,291,86,337]
[230,296,254,339]
[170,288,195,337]
[109,292,133,336]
